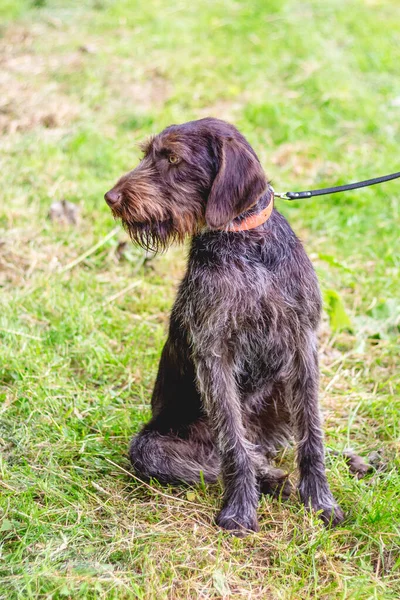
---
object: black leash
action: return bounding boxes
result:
[274,171,400,200]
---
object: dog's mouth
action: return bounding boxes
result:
[107,200,124,219]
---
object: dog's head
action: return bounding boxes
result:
[104,118,268,252]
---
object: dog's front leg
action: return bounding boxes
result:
[292,336,344,526]
[196,354,259,534]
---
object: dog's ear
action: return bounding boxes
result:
[205,136,267,229]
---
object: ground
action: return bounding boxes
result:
[0,1,399,598]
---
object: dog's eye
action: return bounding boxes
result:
[168,154,180,165]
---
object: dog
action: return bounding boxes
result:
[104,118,344,533]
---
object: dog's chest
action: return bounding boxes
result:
[171,231,320,368]
[174,255,289,352]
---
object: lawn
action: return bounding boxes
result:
[0,0,399,598]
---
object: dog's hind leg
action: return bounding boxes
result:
[130,418,220,484]
[254,456,293,500]
[130,331,220,484]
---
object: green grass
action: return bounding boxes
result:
[0,0,399,597]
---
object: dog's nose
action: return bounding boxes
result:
[104,189,121,206]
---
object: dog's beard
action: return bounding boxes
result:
[121,219,187,253]
[109,197,178,253]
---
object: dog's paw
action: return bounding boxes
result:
[215,506,259,536]
[317,504,345,527]
[259,469,292,501]
[299,481,344,527]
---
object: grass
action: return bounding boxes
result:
[0,0,399,597]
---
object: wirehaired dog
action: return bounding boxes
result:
[105,118,344,533]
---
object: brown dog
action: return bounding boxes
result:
[105,118,343,533]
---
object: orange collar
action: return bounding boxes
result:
[224,193,274,232]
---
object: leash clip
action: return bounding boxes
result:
[273,190,290,200]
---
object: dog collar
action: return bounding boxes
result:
[224,193,274,232]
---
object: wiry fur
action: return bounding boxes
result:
[105,118,344,533]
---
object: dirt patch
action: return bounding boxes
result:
[0,76,81,134]
[0,23,81,135]
[0,20,174,133]
[104,63,172,114]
